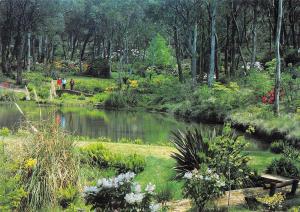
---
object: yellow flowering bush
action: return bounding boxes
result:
[257,192,285,210]
[54,60,63,69]
[105,86,117,93]
[129,80,138,88]
[24,158,37,169]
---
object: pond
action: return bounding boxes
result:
[0,103,269,149]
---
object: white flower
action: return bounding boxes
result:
[134,183,142,193]
[183,172,193,179]
[102,178,113,188]
[145,183,156,194]
[149,203,160,212]
[83,186,98,194]
[207,168,212,174]
[204,176,211,181]
[124,192,144,204]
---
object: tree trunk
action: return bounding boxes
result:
[80,33,91,72]
[191,23,198,81]
[15,33,24,85]
[173,25,183,82]
[38,35,42,62]
[274,0,283,115]
[251,3,258,68]
[27,32,31,72]
[225,15,230,77]
[71,35,77,60]
[208,0,216,87]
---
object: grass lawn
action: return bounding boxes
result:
[246,150,280,173]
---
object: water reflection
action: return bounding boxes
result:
[0,103,269,149]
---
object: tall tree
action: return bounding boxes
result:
[274,0,283,115]
[208,0,217,87]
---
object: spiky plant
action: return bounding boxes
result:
[170,128,211,178]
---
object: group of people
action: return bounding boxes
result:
[57,78,75,90]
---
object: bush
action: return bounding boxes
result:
[57,185,79,209]
[270,140,286,154]
[104,92,126,108]
[0,142,27,211]
[85,59,111,78]
[83,172,159,211]
[112,154,145,174]
[266,157,299,178]
[183,166,226,210]
[79,144,146,174]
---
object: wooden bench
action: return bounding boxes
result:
[261,173,299,197]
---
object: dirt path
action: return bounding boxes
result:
[0,82,27,94]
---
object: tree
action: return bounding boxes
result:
[146,34,174,68]
[274,0,283,115]
[208,0,217,87]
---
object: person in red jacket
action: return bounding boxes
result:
[57,78,62,89]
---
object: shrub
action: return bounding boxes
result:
[85,59,111,78]
[170,128,211,178]
[282,146,300,161]
[266,157,299,178]
[57,185,79,209]
[257,192,285,211]
[79,144,146,174]
[104,92,126,108]
[112,154,145,174]
[79,143,111,167]
[83,172,159,211]
[20,121,80,210]
[183,166,226,211]
[0,142,27,211]
[270,140,286,154]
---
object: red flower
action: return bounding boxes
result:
[262,96,268,104]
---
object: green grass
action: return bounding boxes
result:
[136,156,183,200]
[246,150,280,173]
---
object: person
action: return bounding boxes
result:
[57,78,62,90]
[70,79,75,90]
[62,78,67,90]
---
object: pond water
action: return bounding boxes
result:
[0,103,269,149]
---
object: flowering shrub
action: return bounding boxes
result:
[257,192,285,211]
[129,80,139,89]
[261,89,284,104]
[83,172,160,211]
[183,167,226,210]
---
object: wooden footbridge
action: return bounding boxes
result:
[56,89,93,97]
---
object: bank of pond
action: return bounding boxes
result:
[0,103,300,211]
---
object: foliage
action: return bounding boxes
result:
[282,146,300,161]
[257,192,285,211]
[266,157,299,178]
[209,128,254,189]
[85,59,111,78]
[0,142,27,210]
[244,70,273,98]
[57,185,79,209]
[182,166,226,210]
[20,121,79,210]
[170,128,210,178]
[79,143,146,174]
[146,34,175,68]
[83,172,159,211]
[270,140,286,154]
[156,183,173,207]
[103,90,139,108]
